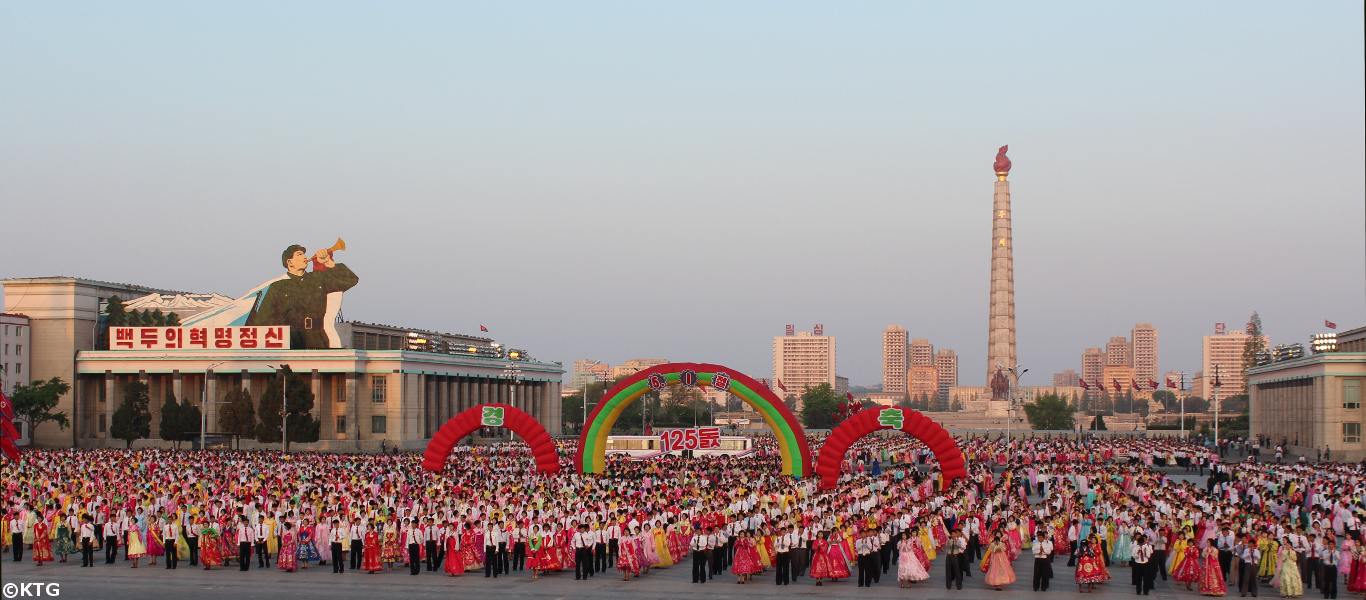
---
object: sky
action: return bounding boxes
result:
[2,2,1363,388]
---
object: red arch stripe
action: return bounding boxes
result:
[815,406,967,490]
[422,403,560,474]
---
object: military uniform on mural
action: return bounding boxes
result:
[248,244,359,349]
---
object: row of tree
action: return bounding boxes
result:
[105,366,320,449]
[98,296,182,349]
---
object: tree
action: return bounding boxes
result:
[110,381,152,448]
[1090,414,1107,431]
[1241,311,1266,395]
[8,377,71,443]
[158,390,183,447]
[219,387,258,441]
[1022,393,1076,430]
[1152,390,1177,411]
[100,296,128,349]
[180,399,201,448]
[1183,396,1210,413]
[165,312,181,326]
[256,366,320,450]
[150,308,167,326]
[561,395,585,433]
[798,383,840,429]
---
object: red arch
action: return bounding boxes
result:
[815,406,966,490]
[421,403,560,474]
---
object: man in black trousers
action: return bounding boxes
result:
[573,524,593,580]
[79,515,96,567]
[423,517,439,572]
[690,527,709,583]
[406,520,422,575]
[856,529,877,587]
[774,525,791,585]
[330,519,346,573]
[1032,531,1054,591]
[1132,535,1154,595]
[104,517,120,564]
[1322,540,1339,599]
[945,529,966,590]
[254,515,269,568]
[237,516,252,571]
[349,520,364,571]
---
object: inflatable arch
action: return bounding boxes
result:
[575,363,813,477]
[422,403,560,474]
[815,406,967,490]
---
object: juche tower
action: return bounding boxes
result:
[986,146,1017,389]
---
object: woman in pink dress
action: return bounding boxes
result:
[277,521,299,572]
[731,530,761,583]
[982,532,1017,590]
[617,528,642,580]
[1197,544,1227,596]
[361,525,383,573]
[809,532,834,585]
[460,522,483,570]
[896,530,931,586]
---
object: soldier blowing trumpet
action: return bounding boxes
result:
[247,240,359,350]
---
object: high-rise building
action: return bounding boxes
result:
[985,147,1017,387]
[612,358,669,379]
[908,365,939,400]
[1201,329,1253,401]
[1162,370,1187,392]
[572,359,604,389]
[1132,323,1159,386]
[1106,337,1133,367]
[1082,347,1106,399]
[773,329,836,408]
[934,349,958,402]
[909,338,934,367]
[882,326,908,395]
[1053,369,1080,387]
[1102,365,1138,411]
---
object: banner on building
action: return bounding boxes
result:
[658,427,722,452]
[110,326,291,350]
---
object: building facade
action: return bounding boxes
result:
[1201,330,1252,400]
[907,365,939,400]
[773,329,836,407]
[1132,323,1159,385]
[1053,369,1080,388]
[3,276,563,450]
[1248,350,1366,461]
[1,313,32,444]
[934,349,958,402]
[909,338,934,367]
[1106,337,1132,367]
[1082,347,1106,399]
[881,326,908,395]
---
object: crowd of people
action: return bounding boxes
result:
[3,433,1364,598]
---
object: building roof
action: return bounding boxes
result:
[0,276,189,295]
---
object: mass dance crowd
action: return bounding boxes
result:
[4,434,1366,598]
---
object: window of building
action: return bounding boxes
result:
[336,380,346,403]
[14,364,19,374]
[336,416,346,434]
[15,327,20,336]
[14,345,20,356]
[1346,380,1362,410]
[1345,422,1361,444]
[371,415,387,434]
[98,414,107,433]
[3,344,7,355]
[371,376,386,402]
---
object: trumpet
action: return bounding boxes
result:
[310,238,346,267]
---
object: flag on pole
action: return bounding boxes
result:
[1149,380,1159,389]
[480,325,489,332]
[846,392,854,401]
[1166,378,1177,389]
[1326,320,1337,330]
[1112,379,1122,392]
[776,379,788,392]
[1078,378,1090,390]
[1097,380,1106,392]
[1131,380,1140,391]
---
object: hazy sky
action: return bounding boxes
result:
[3,2,1363,388]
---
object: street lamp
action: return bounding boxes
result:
[267,364,289,452]
[200,361,226,450]
[502,362,523,440]
[1000,364,1028,441]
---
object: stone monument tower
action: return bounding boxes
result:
[986,145,1017,388]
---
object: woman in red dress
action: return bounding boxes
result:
[1074,538,1108,592]
[32,518,54,565]
[808,530,842,586]
[535,524,563,575]
[1170,534,1201,589]
[444,521,465,576]
[362,524,383,573]
[731,530,762,583]
[1196,544,1227,596]
[199,521,223,569]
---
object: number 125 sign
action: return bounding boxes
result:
[659,427,722,452]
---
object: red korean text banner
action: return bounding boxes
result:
[659,427,721,452]
[109,326,291,351]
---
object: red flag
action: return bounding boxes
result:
[1096,380,1106,391]
[776,379,788,392]
[0,419,17,441]
[1166,378,1177,389]
[0,436,17,461]
[1113,379,1122,392]
[0,392,12,420]
[845,392,854,401]
[1078,379,1090,390]
[1326,320,1337,330]
[480,325,489,332]
[1149,380,1159,389]
[1131,380,1140,391]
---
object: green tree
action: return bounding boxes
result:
[165,312,181,326]
[1022,393,1076,430]
[1242,311,1266,395]
[1183,396,1210,413]
[100,296,128,349]
[562,395,585,433]
[8,377,72,442]
[1090,414,1107,431]
[1133,398,1150,417]
[798,383,840,429]
[158,389,183,446]
[110,381,152,448]
[150,308,167,326]
[180,397,202,447]
[218,387,257,441]
[1152,390,1177,411]
[256,366,320,449]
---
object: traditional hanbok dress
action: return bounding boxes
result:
[1172,542,1200,583]
[53,521,77,557]
[617,533,642,575]
[445,534,465,575]
[1350,547,1366,592]
[557,529,576,570]
[920,527,939,559]
[983,541,1017,586]
[199,527,223,567]
[731,537,761,575]
[651,527,672,567]
[265,518,280,556]
[897,537,930,582]
[756,533,772,567]
[809,539,835,579]
[1111,525,1133,563]
[461,529,483,570]
[32,521,54,564]
[297,526,321,564]
[1274,547,1303,597]
[536,533,563,571]
[362,531,383,573]
[146,527,165,558]
[1257,538,1279,578]
[667,525,688,563]
[381,525,402,563]
[126,523,148,559]
[277,530,299,572]
[1197,546,1226,596]
[315,522,331,563]
[1075,541,1109,584]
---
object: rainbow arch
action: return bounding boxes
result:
[575,363,813,477]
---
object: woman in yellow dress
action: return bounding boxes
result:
[919,525,938,560]
[1167,529,1191,575]
[756,526,773,568]
[651,522,673,567]
[265,514,280,558]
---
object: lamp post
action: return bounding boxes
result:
[1001,364,1028,441]
[1212,365,1222,450]
[267,364,289,452]
[502,362,523,440]
[200,361,226,450]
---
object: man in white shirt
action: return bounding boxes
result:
[162,518,179,570]
[103,516,121,564]
[855,528,877,587]
[511,520,528,573]
[690,526,710,583]
[236,515,253,571]
[605,519,622,568]
[774,524,792,585]
[405,518,423,576]
[1032,531,1054,591]
[1132,534,1154,595]
[79,514,97,567]
[329,519,347,573]
[254,515,270,568]
[572,524,592,580]
[349,518,365,571]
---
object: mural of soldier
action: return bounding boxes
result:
[247,244,358,349]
